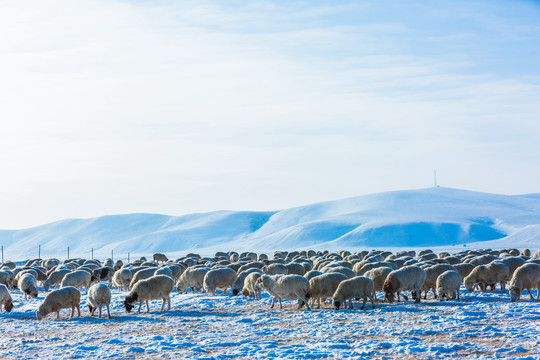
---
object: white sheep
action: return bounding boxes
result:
[103,258,114,268]
[324,266,356,279]
[242,272,263,299]
[61,270,91,292]
[18,273,38,300]
[485,261,510,291]
[43,269,71,291]
[86,283,111,318]
[509,263,540,302]
[332,276,375,310]
[256,274,311,310]
[383,266,426,303]
[176,267,209,294]
[421,264,457,299]
[464,265,489,292]
[285,263,306,276]
[129,267,158,289]
[124,275,174,313]
[155,267,173,279]
[203,267,237,296]
[307,273,348,309]
[232,268,263,296]
[0,284,14,312]
[364,267,393,302]
[111,268,132,291]
[0,270,14,290]
[304,270,324,280]
[436,270,462,301]
[36,287,81,320]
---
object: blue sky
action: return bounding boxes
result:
[0,0,539,228]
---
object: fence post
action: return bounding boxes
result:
[67,247,70,260]
[111,250,114,261]
[91,248,93,259]
[128,252,130,264]
[38,245,41,259]
[1,246,3,264]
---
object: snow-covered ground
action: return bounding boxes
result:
[1,284,538,359]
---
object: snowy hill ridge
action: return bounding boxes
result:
[1,187,539,259]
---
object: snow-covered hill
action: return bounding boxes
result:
[1,187,539,260]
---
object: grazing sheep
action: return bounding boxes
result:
[91,267,115,285]
[501,257,526,278]
[129,268,158,289]
[242,272,263,299]
[61,270,91,292]
[325,266,356,279]
[111,268,133,291]
[44,269,71,291]
[364,267,393,302]
[203,268,237,295]
[307,273,348,309]
[436,270,462,301]
[237,262,265,274]
[263,263,288,275]
[421,264,457,299]
[164,264,184,282]
[256,274,311,310]
[14,269,38,287]
[232,268,263,295]
[36,287,81,320]
[124,275,174,313]
[464,265,490,292]
[0,284,14,312]
[1,261,16,270]
[114,260,124,271]
[155,267,173,279]
[383,266,426,304]
[533,250,540,258]
[332,276,375,310]
[18,274,38,300]
[176,267,209,294]
[509,263,540,302]
[485,261,510,291]
[153,253,169,264]
[87,283,111,319]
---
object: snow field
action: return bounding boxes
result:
[0,283,539,359]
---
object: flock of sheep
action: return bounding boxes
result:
[0,247,539,320]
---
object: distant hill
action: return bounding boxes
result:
[1,187,539,260]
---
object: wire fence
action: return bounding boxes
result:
[0,245,157,264]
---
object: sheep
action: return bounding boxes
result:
[307,273,348,309]
[153,253,169,264]
[304,270,324,280]
[1,261,16,270]
[332,276,375,310]
[242,272,263,299]
[18,273,38,300]
[111,268,133,291]
[86,283,111,319]
[421,264,457,299]
[164,264,184,282]
[383,266,426,304]
[464,265,490,292]
[485,261,510,291]
[263,263,288,275]
[124,275,174,313]
[509,263,540,302]
[61,270,91,292]
[0,284,14,312]
[232,268,263,296]
[43,269,71,291]
[533,250,540,258]
[114,260,124,271]
[237,262,265,274]
[91,266,115,285]
[129,268,157,289]
[36,287,81,320]
[500,257,526,279]
[364,267,393,302]
[154,267,173,279]
[256,274,311,310]
[203,268,237,296]
[325,266,356,279]
[103,258,114,268]
[14,269,38,288]
[0,270,14,290]
[436,270,462,301]
[453,263,475,280]
[285,262,306,276]
[176,267,209,294]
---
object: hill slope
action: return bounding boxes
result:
[1,187,539,260]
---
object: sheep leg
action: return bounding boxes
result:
[99,305,102,319]
[107,304,111,319]
[160,298,166,311]
[138,302,142,313]
[270,297,275,309]
[370,294,375,309]
[77,305,80,318]
[361,296,366,310]
[146,300,150,312]
[401,292,409,301]
[528,289,534,300]
[456,289,460,300]
[279,298,283,309]
[56,311,60,319]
